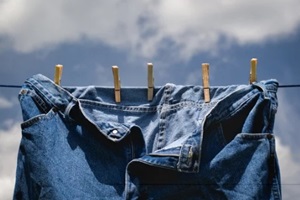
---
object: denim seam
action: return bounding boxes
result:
[268,135,281,199]
[77,101,130,141]
[19,88,50,114]
[156,85,173,150]
[124,165,131,200]
[79,99,209,113]
[197,106,216,172]
[177,145,193,172]
[267,96,278,133]
[21,109,56,129]
[163,101,211,111]
[25,78,75,113]
[80,100,159,112]
[25,89,51,114]
[25,79,58,110]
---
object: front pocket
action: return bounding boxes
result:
[21,108,57,129]
[212,132,274,164]
[209,132,276,199]
[20,107,66,155]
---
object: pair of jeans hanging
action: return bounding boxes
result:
[14,74,281,199]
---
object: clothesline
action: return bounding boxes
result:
[1,84,300,89]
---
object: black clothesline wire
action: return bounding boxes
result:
[1,84,300,89]
[0,85,22,88]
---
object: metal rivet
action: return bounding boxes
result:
[20,89,27,95]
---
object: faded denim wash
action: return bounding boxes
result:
[14,74,281,199]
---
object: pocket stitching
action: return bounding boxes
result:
[21,108,56,129]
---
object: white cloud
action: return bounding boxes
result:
[274,89,300,198]
[275,90,300,153]
[0,0,300,60]
[276,138,300,199]
[0,122,21,200]
[0,177,16,200]
[0,97,14,108]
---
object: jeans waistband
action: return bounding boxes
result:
[22,74,278,114]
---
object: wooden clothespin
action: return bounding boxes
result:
[112,66,121,103]
[202,63,210,103]
[54,64,63,85]
[250,58,257,84]
[147,63,154,101]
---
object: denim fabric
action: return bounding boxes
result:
[14,74,281,200]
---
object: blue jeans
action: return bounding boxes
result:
[14,74,281,199]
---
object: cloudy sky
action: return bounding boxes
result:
[0,0,300,199]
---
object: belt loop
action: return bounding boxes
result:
[64,99,78,121]
[252,82,270,100]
